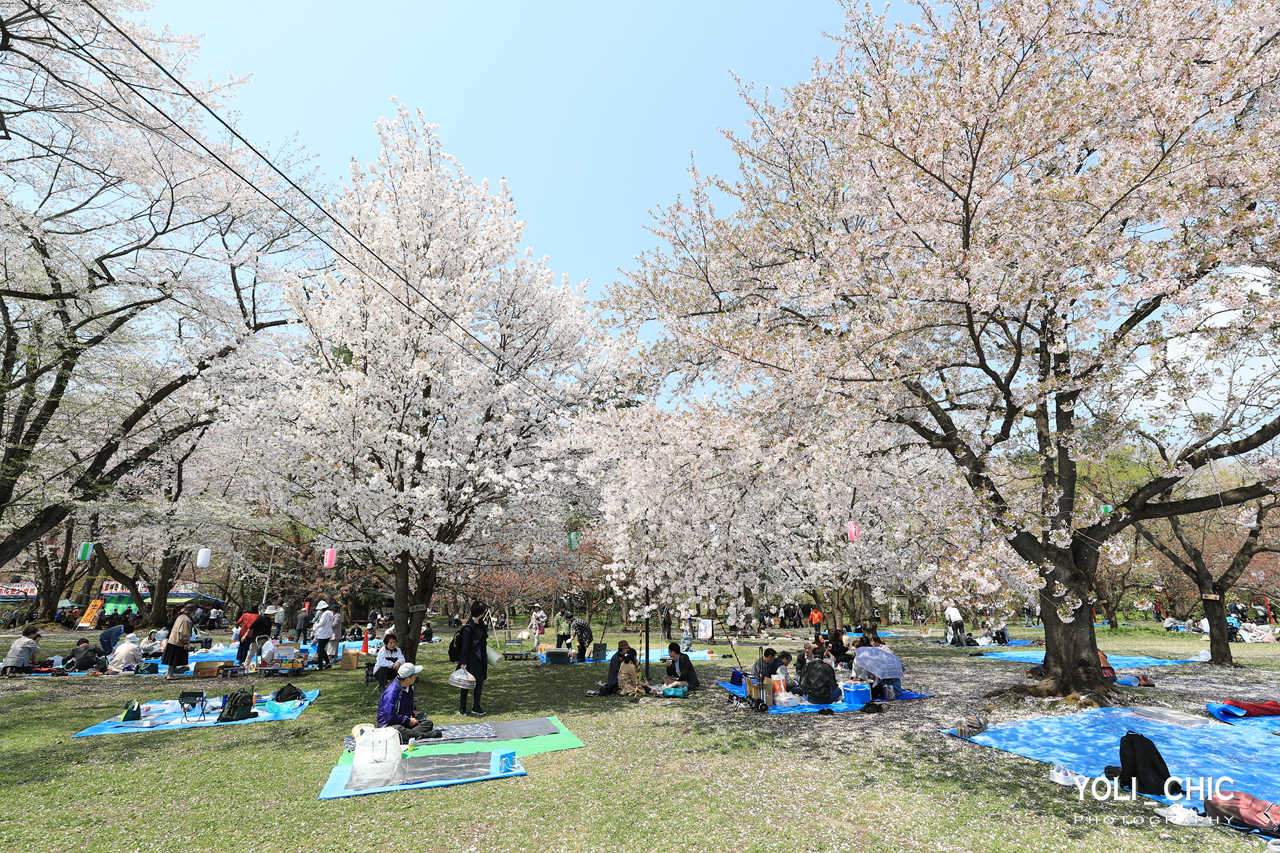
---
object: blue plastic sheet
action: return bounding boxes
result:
[715,680,929,714]
[1207,703,1280,734]
[72,689,319,737]
[966,649,1198,669]
[318,750,526,799]
[946,707,1280,807]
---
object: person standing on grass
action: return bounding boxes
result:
[312,600,335,669]
[553,608,571,649]
[329,606,344,662]
[571,616,594,662]
[235,606,259,664]
[272,604,286,639]
[296,606,311,646]
[944,602,964,647]
[457,602,490,717]
[246,607,274,666]
[163,603,196,680]
[661,605,672,641]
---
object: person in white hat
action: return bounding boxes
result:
[376,661,440,743]
[312,600,335,669]
[106,632,142,674]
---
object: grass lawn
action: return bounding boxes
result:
[1,621,1278,852]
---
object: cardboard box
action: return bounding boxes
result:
[745,677,776,706]
[339,652,360,670]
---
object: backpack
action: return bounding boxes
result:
[217,690,256,723]
[136,662,158,675]
[274,683,305,703]
[1104,731,1182,796]
[448,629,465,663]
[1205,791,1280,832]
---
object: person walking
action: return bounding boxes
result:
[312,600,335,669]
[295,606,311,646]
[456,602,489,717]
[163,603,196,680]
[661,605,672,641]
[272,604,286,640]
[329,606,344,662]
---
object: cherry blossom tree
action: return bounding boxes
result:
[608,0,1280,693]
[242,105,617,660]
[0,0,314,568]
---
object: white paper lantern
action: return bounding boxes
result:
[196,548,211,569]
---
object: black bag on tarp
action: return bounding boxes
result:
[274,683,304,703]
[217,690,256,722]
[1104,731,1182,796]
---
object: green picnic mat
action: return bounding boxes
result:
[338,716,582,766]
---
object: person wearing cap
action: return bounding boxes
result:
[2,626,43,675]
[272,603,286,639]
[527,604,546,638]
[312,600,335,669]
[373,632,406,690]
[163,603,196,680]
[106,632,142,674]
[377,662,440,743]
[664,641,700,691]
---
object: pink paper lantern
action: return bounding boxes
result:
[324,548,337,569]
[847,521,860,542]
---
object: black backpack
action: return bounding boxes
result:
[274,683,304,703]
[1105,731,1183,795]
[448,629,465,663]
[217,690,256,723]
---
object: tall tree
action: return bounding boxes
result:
[245,105,616,661]
[607,0,1280,693]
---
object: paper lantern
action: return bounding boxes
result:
[569,532,580,551]
[77,542,94,561]
[847,521,860,542]
[324,548,338,569]
[196,548,211,569]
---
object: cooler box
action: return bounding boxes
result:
[843,682,871,704]
[545,648,571,664]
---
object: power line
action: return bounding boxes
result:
[38,1,561,409]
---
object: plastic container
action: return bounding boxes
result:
[448,669,476,689]
[843,682,871,704]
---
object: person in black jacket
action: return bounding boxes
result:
[456,602,490,717]
[664,641,700,691]
[803,658,840,704]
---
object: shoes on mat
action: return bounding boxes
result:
[955,714,988,738]
[1049,765,1088,786]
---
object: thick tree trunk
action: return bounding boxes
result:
[854,580,879,640]
[1202,594,1233,666]
[1039,565,1107,695]
[1100,600,1119,630]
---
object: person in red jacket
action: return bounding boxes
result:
[235,605,259,665]
[808,607,824,641]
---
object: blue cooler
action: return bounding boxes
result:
[843,682,871,704]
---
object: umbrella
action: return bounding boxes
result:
[854,646,903,681]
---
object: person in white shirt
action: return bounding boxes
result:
[312,600,335,669]
[106,633,142,674]
[943,604,964,647]
[372,632,406,689]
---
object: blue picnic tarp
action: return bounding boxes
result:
[73,689,319,737]
[966,649,1197,669]
[946,707,1280,808]
[1207,703,1280,734]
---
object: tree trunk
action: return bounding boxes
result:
[854,580,879,640]
[1100,599,1119,630]
[1038,562,1107,695]
[1202,593,1233,666]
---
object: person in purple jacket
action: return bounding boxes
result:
[376,662,441,743]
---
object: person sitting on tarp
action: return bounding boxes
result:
[377,662,440,743]
[617,646,651,697]
[664,641,700,691]
[105,633,142,674]
[775,652,800,693]
[795,641,814,678]
[2,626,42,675]
[65,638,104,673]
[802,656,840,704]
[373,632,406,690]
[853,636,903,698]
[751,648,780,681]
[597,640,632,696]
[828,633,854,665]
[140,631,163,657]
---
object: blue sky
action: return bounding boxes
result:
[145,1,858,304]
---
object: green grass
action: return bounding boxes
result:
[0,622,1276,852]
